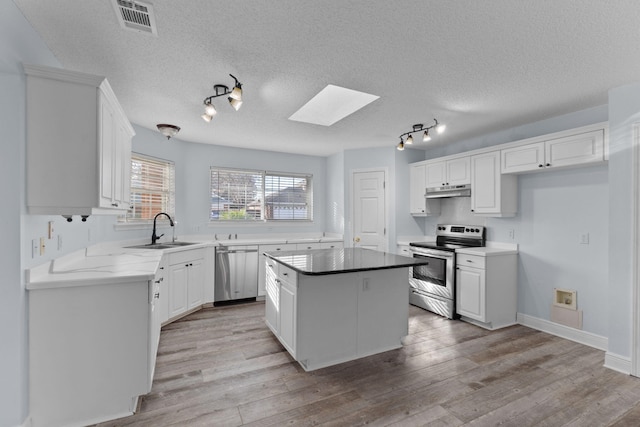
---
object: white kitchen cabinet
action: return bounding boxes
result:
[425,156,470,187]
[265,260,298,355]
[456,251,517,330]
[471,151,518,217]
[258,243,297,297]
[320,241,344,249]
[24,64,134,217]
[187,258,204,309]
[167,248,205,321]
[279,278,297,355]
[264,257,279,331]
[296,242,323,250]
[409,163,441,216]
[501,129,605,174]
[28,280,153,427]
[264,263,407,371]
[156,257,170,325]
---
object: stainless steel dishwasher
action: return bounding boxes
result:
[214,245,258,305]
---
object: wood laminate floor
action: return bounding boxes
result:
[97,302,640,426]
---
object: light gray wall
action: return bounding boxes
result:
[607,82,640,358]
[1,2,61,424]
[326,151,345,235]
[343,147,397,249]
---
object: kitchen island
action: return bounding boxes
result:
[263,247,427,371]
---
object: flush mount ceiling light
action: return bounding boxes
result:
[201,74,243,122]
[396,119,446,151]
[157,123,180,140]
[289,84,379,126]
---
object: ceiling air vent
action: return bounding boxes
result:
[112,0,158,36]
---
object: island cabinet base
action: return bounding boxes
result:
[266,266,409,371]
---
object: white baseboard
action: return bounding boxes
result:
[604,352,632,375]
[517,312,608,351]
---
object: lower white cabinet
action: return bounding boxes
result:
[279,278,298,355]
[167,248,205,321]
[259,243,297,297]
[265,262,408,371]
[456,251,517,330]
[28,280,155,427]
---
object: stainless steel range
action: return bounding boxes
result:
[409,224,485,319]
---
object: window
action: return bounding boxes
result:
[120,153,175,223]
[210,167,312,222]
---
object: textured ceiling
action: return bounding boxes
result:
[14,0,640,156]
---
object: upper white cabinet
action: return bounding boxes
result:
[501,129,604,174]
[24,64,135,217]
[471,151,518,217]
[409,163,441,216]
[425,157,470,187]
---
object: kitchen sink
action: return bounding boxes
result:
[125,241,198,250]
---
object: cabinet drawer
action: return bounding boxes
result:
[168,248,205,265]
[278,264,298,287]
[456,253,485,269]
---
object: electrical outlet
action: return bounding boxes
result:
[508,229,515,240]
[32,239,39,258]
[580,233,590,245]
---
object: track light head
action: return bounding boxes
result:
[228,96,243,111]
[397,141,405,151]
[436,123,446,134]
[406,134,413,144]
[423,130,431,142]
[204,102,217,116]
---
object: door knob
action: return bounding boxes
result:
[354,236,361,243]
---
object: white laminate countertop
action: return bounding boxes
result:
[455,242,519,256]
[27,234,344,290]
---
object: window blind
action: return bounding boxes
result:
[121,153,175,222]
[210,167,312,222]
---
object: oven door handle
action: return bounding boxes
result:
[410,250,454,259]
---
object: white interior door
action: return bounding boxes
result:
[352,170,386,251]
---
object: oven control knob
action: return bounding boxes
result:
[465,228,469,232]
[475,228,480,232]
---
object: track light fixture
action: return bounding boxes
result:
[396,118,446,150]
[201,74,243,122]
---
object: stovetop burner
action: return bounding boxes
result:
[410,224,486,251]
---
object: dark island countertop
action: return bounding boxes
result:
[263,247,428,276]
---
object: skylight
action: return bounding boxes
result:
[288,84,379,126]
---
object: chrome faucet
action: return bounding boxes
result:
[151,212,174,244]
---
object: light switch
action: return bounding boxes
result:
[580,233,589,245]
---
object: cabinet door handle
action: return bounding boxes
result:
[546,163,551,167]
[154,292,160,299]
[466,259,473,263]
[111,203,119,207]
[538,164,544,168]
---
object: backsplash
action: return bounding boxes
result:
[439,197,487,226]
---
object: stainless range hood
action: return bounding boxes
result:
[425,184,471,199]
